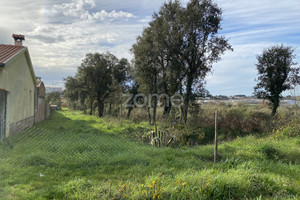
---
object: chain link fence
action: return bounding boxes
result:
[0,121,175,169]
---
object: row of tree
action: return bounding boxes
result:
[64,0,300,122]
[65,0,232,124]
[64,53,132,117]
[132,0,232,124]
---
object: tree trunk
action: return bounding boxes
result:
[153,97,158,126]
[181,98,189,124]
[162,61,171,115]
[98,100,104,117]
[127,107,133,118]
[108,102,112,115]
[126,97,134,118]
[118,101,122,117]
[83,106,87,115]
[147,107,152,125]
[89,100,93,115]
[180,105,184,123]
[163,99,172,115]
[181,75,193,124]
[271,98,280,116]
[97,92,104,117]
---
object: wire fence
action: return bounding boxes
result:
[0,122,178,169]
[3,106,299,171]
[1,112,299,175]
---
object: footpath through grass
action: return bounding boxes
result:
[0,110,299,199]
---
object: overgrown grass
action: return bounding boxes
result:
[0,109,299,199]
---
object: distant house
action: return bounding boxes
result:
[214,95,229,100]
[35,77,50,123]
[233,95,247,99]
[0,34,48,139]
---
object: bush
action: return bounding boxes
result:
[163,103,299,146]
[243,111,272,133]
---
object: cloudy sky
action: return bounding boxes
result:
[1,0,300,96]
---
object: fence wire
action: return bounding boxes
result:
[2,112,297,170]
[0,123,171,169]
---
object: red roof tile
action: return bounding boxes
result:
[0,44,25,66]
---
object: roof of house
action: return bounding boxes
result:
[0,44,25,66]
[0,44,36,85]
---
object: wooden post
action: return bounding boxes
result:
[214,110,218,163]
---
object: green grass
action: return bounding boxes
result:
[0,109,299,199]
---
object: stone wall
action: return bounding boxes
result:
[8,116,34,136]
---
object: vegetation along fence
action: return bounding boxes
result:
[0,109,299,199]
[0,120,187,169]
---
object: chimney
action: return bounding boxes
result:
[12,34,25,46]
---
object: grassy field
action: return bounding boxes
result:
[0,109,299,199]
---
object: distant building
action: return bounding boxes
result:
[214,95,229,100]
[35,77,50,123]
[233,95,247,99]
[46,86,63,94]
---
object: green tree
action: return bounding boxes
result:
[254,45,300,116]
[106,58,131,116]
[79,53,113,117]
[132,27,159,124]
[64,74,94,113]
[64,76,80,109]
[132,0,192,124]
[122,66,139,118]
[46,92,61,108]
[150,1,183,115]
[65,52,129,117]
[125,81,139,118]
[178,0,232,123]
[132,0,232,124]
[76,66,97,114]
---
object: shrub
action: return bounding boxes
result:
[243,111,272,133]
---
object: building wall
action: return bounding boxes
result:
[0,52,35,136]
[35,97,50,123]
[38,82,46,98]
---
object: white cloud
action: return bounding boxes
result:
[137,16,152,23]
[22,20,144,85]
[48,0,135,22]
[93,10,135,21]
